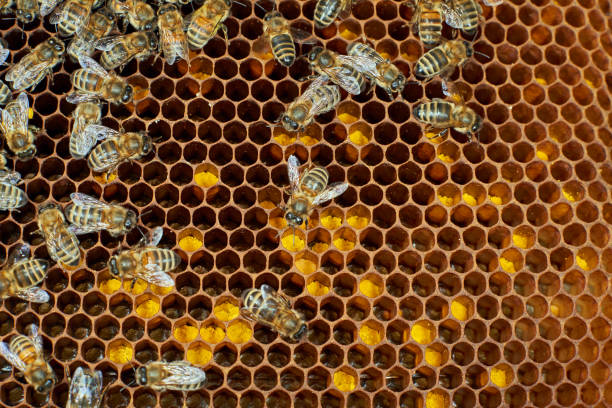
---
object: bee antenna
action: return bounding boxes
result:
[232,0,248,7]
[474,51,491,60]
[254,1,268,12]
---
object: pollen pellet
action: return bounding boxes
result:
[281,234,305,251]
[437,154,454,163]
[347,215,368,229]
[179,236,202,252]
[259,200,276,210]
[333,370,357,392]
[307,280,329,296]
[214,302,239,321]
[273,132,296,146]
[295,258,316,275]
[450,300,469,321]
[151,284,173,295]
[136,299,160,318]
[349,129,370,145]
[174,324,198,343]
[359,279,382,298]
[359,324,382,345]
[311,242,329,253]
[412,321,436,344]
[187,344,212,366]
[536,150,549,161]
[499,257,516,274]
[338,112,358,124]
[321,215,342,229]
[227,321,252,343]
[425,347,442,367]
[108,340,133,364]
[269,215,287,229]
[426,390,449,408]
[299,135,319,146]
[489,195,503,205]
[332,237,354,251]
[200,324,225,343]
[490,364,513,387]
[100,278,121,295]
[194,171,218,188]
[438,195,454,206]
[512,233,529,249]
[462,193,477,206]
[123,279,148,295]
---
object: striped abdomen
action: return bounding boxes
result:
[87,139,120,172]
[52,225,80,266]
[419,9,442,47]
[12,260,48,289]
[415,46,448,78]
[65,203,103,228]
[243,288,279,323]
[100,42,130,70]
[0,80,11,105]
[455,0,479,34]
[307,85,341,114]
[10,336,37,364]
[71,70,103,93]
[58,3,88,36]
[141,249,181,272]
[314,0,341,28]
[270,33,295,67]
[0,183,26,210]
[301,167,329,195]
[347,42,378,60]
[413,100,452,125]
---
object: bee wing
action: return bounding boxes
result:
[70,192,112,210]
[159,362,206,387]
[0,170,22,185]
[482,0,503,5]
[0,48,9,66]
[39,0,62,16]
[289,26,317,44]
[48,3,67,23]
[159,28,188,65]
[77,55,108,76]
[6,243,30,267]
[67,223,99,235]
[147,226,163,247]
[6,60,51,91]
[83,124,119,141]
[287,155,301,192]
[441,80,465,104]
[142,263,174,287]
[240,307,258,322]
[323,66,363,95]
[16,287,50,303]
[27,324,43,352]
[66,92,100,104]
[337,54,379,76]
[312,182,349,205]
[260,283,276,297]
[0,341,26,372]
[440,4,464,29]
[94,36,123,52]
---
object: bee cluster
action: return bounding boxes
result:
[0,0,609,406]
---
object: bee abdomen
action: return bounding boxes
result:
[100,44,129,70]
[143,249,181,272]
[10,336,36,364]
[65,204,101,227]
[456,0,479,32]
[55,231,81,266]
[419,10,442,46]
[314,0,340,28]
[13,260,48,288]
[308,86,341,113]
[87,140,119,171]
[72,70,101,92]
[413,101,452,124]
[0,80,11,105]
[271,33,296,67]
[0,183,27,210]
[302,167,329,194]
[347,42,376,59]
[415,47,448,78]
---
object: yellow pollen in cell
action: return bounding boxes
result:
[411,321,435,344]
[333,237,355,251]
[299,135,319,146]
[194,171,218,188]
[214,302,239,321]
[499,257,516,274]
[307,280,329,296]
[426,390,449,408]
[311,242,329,253]
[123,278,148,294]
[259,200,276,210]
[349,129,370,146]
[108,341,133,364]
[535,77,548,85]
[450,300,469,321]
[359,279,382,298]
[150,284,173,295]
[489,195,503,205]
[536,150,549,161]
[200,325,225,343]
[273,132,296,146]
[136,299,160,318]
[512,233,529,249]
[562,189,578,202]
[438,195,454,206]
[438,154,454,163]
[179,236,202,252]
[333,370,357,392]
[462,193,477,206]
[174,324,198,343]
[227,321,252,343]
[576,255,589,271]
[490,364,513,387]
[321,215,342,229]
[425,347,442,366]
[99,278,121,295]
[186,345,212,366]
[295,258,316,275]
[339,29,358,41]
[338,112,358,124]
[359,324,382,345]
[269,215,287,229]
[347,215,368,229]
[281,234,305,251]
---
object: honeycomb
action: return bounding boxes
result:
[0,0,611,406]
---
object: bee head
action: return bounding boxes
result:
[17,145,36,160]
[141,135,153,155]
[280,113,299,132]
[32,370,54,394]
[471,114,483,134]
[16,9,34,23]
[463,41,473,57]
[124,210,137,231]
[108,256,120,276]
[99,7,115,21]
[158,4,175,15]
[285,212,303,227]
[391,74,405,92]
[143,20,155,31]
[264,10,281,21]
[147,32,158,49]
[121,85,133,103]
[136,367,147,385]
[307,47,323,63]
[293,322,307,340]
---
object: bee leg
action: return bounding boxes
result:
[220,24,228,43]
[298,74,318,82]
[130,278,137,292]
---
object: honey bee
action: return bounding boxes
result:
[65,192,137,237]
[241,284,306,340]
[15,0,60,23]
[414,39,472,81]
[67,366,105,408]
[0,243,49,303]
[0,169,26,210]
[49,0,100,36]
[97,31,158,71]
[0,92,39,160]
[185,0,232,49]
[0,0,14,16]
[67,8,116,61]
[413,81,483,140]
[5,37,65,92]
[253,10,314,68]
[37,203,81,267]
[306,46,367,95]
[0,324,55,394]
[347,41,406,99]
[108,226,180,288]
[136,361,207,391]
[314,0,357,28]
[157,4,188,65]
[278,76,340,132]
[0,40,11,105]
[406,0,462,47]
[109,0,156,31]
[68,55,133,105]
[450,0,502,37]
[284,154,348,230]
[83,124,152,175]
[70,101,102,159]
